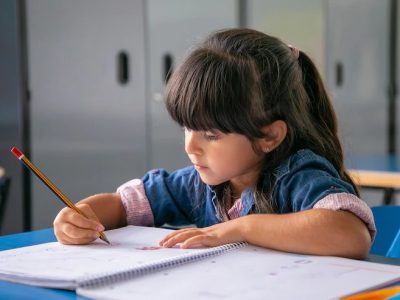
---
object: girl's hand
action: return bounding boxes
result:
[53,203,105,245]
[159,219,244,249]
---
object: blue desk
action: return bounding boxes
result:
[1,228,400,299]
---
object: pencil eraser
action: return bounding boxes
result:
[11,147,24,159]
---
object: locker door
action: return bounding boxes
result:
[247,0,325,74]
[147,0,238,171]
[396,0,400,155]
[326,0,390,157]
[0,0,26,233]
[27,0,147,229]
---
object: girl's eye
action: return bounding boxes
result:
[203,132,219,141]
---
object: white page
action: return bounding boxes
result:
[0,226,216,289]
[78,245,400,300]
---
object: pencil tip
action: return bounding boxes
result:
[100,234,111,245]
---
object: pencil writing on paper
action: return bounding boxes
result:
[136,246,163,250]
[10,146,110,244]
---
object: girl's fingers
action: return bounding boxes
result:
[61,222,100,241]
[75,203,104,231]
[53,204,104,244]
[180,235,213,249]
[159,229,188,245]
[159,229,194,246]
[55,228,99,245]
[160,229,205,248]
[159,228,195,243]
[55,206,104,232]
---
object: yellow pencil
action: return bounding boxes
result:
[11,146,110,244]
[341,285,400,300]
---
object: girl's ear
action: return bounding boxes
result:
[257,120,287,153]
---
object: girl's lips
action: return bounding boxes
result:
[194,164,207,170]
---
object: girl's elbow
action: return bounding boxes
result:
[343,226,372,259]
[350,239,370,260]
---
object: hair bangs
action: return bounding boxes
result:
[165,48,264,136]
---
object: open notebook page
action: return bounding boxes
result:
[78,245,400,300]
[0,226,217,289]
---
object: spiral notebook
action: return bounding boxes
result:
[77,245,400,300]
[1,225,400,299]
[0,226,244,290]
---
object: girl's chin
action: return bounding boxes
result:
[197,172,224,186]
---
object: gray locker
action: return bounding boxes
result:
[0,0,27,234]
[27,0,147,229]
[247,0,325,74]
[147,0,239,171]
[326,0,390,157]
[326,0,397,206]
[397,0,400,154]
[26,0,240,229]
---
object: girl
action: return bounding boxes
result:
[54,28,375,259]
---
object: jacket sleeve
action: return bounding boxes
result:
[274,152,357,213]
[141,166,205,227]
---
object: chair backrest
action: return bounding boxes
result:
[370,206,400,257]
[0,167,11,232]
[387,229,400,258]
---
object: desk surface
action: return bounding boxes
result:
[349,169,400,189]
[1,228,400,300]
[346,154,400,190]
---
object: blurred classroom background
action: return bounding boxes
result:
[0,0,399,235]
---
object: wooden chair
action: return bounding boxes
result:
[387,229,400,258]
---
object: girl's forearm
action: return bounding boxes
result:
[78,193,127,230]
[239,209,371,259]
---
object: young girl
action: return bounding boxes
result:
[54,28,375,259]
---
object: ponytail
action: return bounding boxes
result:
[297,51,359,195]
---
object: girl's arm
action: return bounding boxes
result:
[160,208,371,259]
[77,193,127,229]
[240,209,371,258]
[53,193,127,244]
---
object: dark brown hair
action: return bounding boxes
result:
[165,28,358,213]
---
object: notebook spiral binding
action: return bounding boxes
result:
[80,242,247,289]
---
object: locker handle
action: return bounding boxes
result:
[117,51,129,85]
[163,53,173,83]
[335,62,343,87]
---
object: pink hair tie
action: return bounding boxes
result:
[288,44,300,60]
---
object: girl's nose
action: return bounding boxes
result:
[185,130,201,155]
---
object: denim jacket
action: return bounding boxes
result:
[141,149,357,228]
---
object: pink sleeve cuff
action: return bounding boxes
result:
[313,193,376,241]
[116,179,154,227]
[227,198,243,220]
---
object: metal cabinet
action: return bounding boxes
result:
[0,0,27,234]
[26,0,239,229]
[27,0,147,229]
[397,0,400,154]
[247,0,325,73]
[9,0,367,231]
[147,0,239,170]
[326,0,391,157]
[326,0,398,205]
